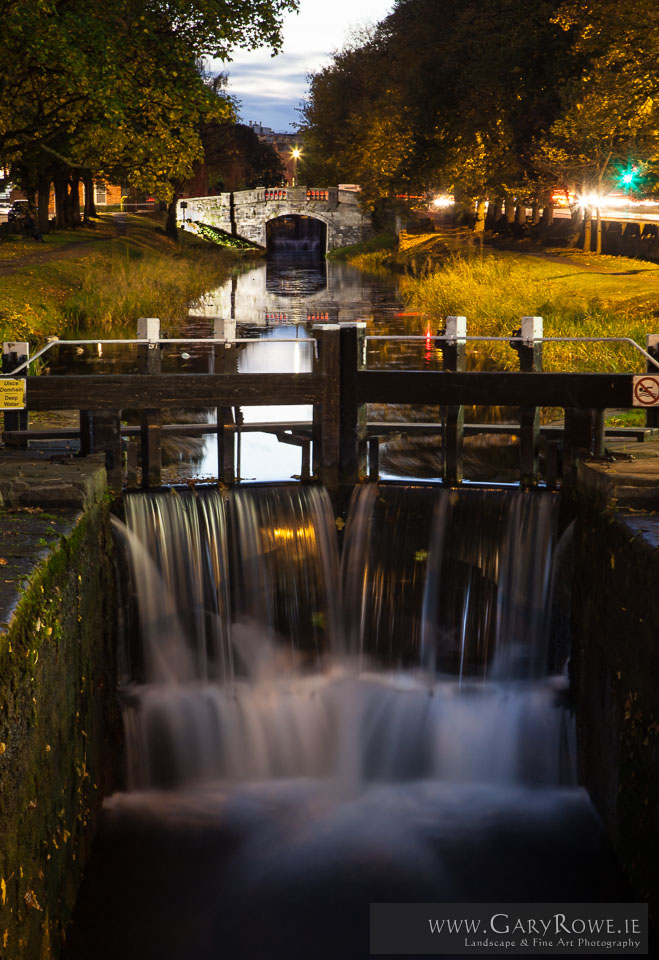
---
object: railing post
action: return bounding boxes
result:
[518,316,543,485]
[646,335,659,429]
[137,317,162,488]
[213,318,236,483]
[439,316,466,483]
[339,322,367,485]
[2,341,29,447]
[312,324,340,490]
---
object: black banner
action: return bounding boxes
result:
[370,903,648,955]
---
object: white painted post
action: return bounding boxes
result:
[137,317,161,343]
[521,315,543,345]
[445,316,467,344]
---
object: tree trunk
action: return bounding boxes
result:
[542,201,554,227]
[582,207,592,252]
[473,199,487,233]
[37,173,51,233]
[486,197,501,228]
[83,171,97,220]
[515,203,526,225]
[53,173,69,228]
[504,197,515,226]
[595,208,602,254]
[165,198,179,240]
[69,175,81,225]
[531,201,541,225]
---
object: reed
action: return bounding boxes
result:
[400,249,659,373]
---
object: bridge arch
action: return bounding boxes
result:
[266,213,328,254]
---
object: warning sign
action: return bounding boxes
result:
[633,375,659,406]
[0,378,26,410]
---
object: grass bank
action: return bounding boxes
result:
[342,230,659,373]
[0,215,250,344]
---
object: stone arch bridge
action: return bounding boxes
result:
[177,187,372,252]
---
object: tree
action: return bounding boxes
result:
[0,1,298,231]
[536,0,659,250]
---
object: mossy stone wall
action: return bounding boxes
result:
[572,505,659,912]
[0,502,120,959]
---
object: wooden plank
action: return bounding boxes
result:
[26,373,326,410]
[313,326,340,490]
[339,324,367,485]
[357,371,633,408]
[140,409,162,488]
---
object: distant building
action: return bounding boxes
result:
[248,123,304,186]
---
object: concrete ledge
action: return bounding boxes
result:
[0,454,107,510]
[577,457,659,510]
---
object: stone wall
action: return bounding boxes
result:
[178,187,372,251]
[0,460,120,959]
[571,502,659,913]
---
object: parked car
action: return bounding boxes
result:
[7,199,29,221]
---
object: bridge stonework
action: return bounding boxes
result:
[177,187,372,251]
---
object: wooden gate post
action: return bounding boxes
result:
[2,341,29,447]
[517,316,543,485]
[439,316,466,483]
[564,408,605,485]
[339,322,367,485]
[312,324,340,489]
[91,412,123,490]
[137,318,162,488]
[213,317,236,483]
[645,335,659,430]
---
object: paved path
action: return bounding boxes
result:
[0,215,130,277]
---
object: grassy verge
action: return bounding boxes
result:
[327,232,397,262]
[0,215,247,344]
[342,230,659,373]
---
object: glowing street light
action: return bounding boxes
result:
[291,146,302,186]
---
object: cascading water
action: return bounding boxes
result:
[66,484,626,960]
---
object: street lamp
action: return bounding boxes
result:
[291,147,302,186]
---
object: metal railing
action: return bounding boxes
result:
[364,335,659,371]
[1,335,317,378]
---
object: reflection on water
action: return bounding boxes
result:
[189,253,400,328]
[188,255,409,482]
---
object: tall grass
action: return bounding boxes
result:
[0,218,239,343]
[402,251,659,373]
[61,247,232,333]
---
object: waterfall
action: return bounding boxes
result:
[66,483,625,960]
[118,484,574,790]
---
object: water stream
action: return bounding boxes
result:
[65,483,625,960]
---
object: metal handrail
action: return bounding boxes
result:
[1,336,317,377]
[364,334,659,371]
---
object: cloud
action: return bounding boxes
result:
[208,0,393,131]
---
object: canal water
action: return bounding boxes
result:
[62,252,626,959]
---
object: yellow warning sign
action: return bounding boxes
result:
[0,378,26,410]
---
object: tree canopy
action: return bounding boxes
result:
[300,0,659,220]
[0,0,297,227]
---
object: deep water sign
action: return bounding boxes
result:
[0,378,26,410]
